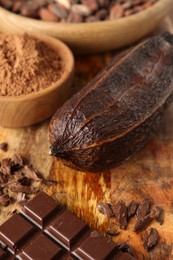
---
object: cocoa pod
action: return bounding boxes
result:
[49,32,173,172]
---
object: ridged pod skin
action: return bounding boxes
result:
[49,32,173,173]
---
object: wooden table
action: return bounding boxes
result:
[0,15,173,260]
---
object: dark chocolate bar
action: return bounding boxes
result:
[0,192,136,259]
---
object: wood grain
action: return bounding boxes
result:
[0,0,172,53]
[0,15,173,260]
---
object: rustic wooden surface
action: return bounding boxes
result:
[0,15,173,260]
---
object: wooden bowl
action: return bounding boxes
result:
[0,33,74,128]
[0,0,172,54]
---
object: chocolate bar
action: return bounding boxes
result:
[0,192,136,259]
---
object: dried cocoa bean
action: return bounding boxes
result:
[0,0,159,23]
[39,7,59,21]
[110,4,124,19]
[48,3,68,19]
[49,32,173,172]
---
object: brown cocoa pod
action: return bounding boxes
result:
[49,32,173,172]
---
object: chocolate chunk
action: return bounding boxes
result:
[0,142,8,152]
[97,202,114,218]
[73,231,118,259]
[0,214,37,253]
[0,192,137,259]
[143,228,159,251]
[45,210,90,250]
[136,199,152,220]
[18,233,65,259]
[127,200,139,218]
[1,158,12,175]
[22,191,62,228]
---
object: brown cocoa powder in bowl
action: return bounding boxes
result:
[0,33,62,96]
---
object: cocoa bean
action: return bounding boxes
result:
[110,4,124,19]
[48,3,68,19]
[0,0,159,23]
[66,12,83,23]
[39,7,59,21]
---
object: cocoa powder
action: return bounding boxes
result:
[0,33,62,96]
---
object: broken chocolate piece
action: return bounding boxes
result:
[136,199,152,220]
[143,228,159,251]
[97,202,114,218]
[127,200,139,218]
[0,143,8,152]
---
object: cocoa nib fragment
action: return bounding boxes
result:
[127,200,139,219]
[97,202,114,218]
[134,209,158,232]
[0,194,12,206]
[24,165,41,181]
[143,228,159,251]
[1,158,12,175]
[155,206,164,225]
[9,183,37,194]
[0,142,8,152]
[136,199,152,220]
[113,200,128,229]
[41,179,57,186]
[18,177,32,186]
[0,172,9,184]
[13,153,26,167]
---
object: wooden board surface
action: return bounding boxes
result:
[0,15,173,260]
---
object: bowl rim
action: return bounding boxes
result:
[0,32,75,102]
[0,0,171,28]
